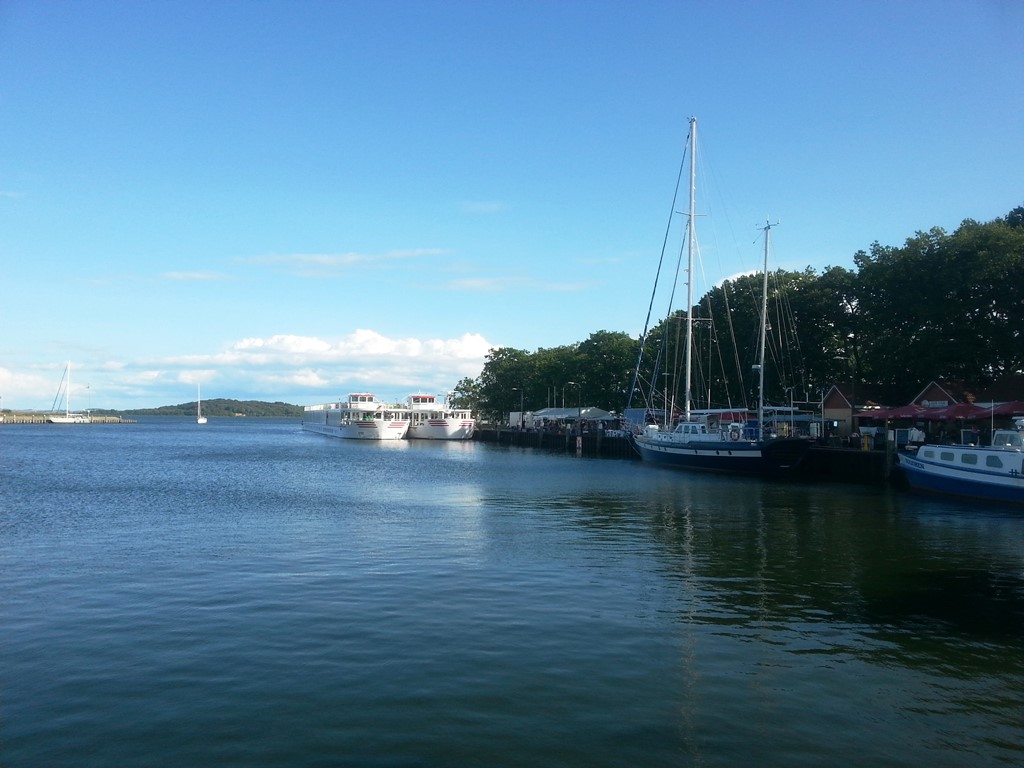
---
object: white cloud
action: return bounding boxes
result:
[578,255,623,266]
[241,249,447,277]
[444,276,530,291]
[233,335,333,355]
[131,370,168,384]
[0,366,53,406]
[228,330,494,365]
[176,369,217,385]
[161,271,232,282]
[287,369,331,388]
[0,329,496,410]
[444,276,596,292]
[459,200,506,214]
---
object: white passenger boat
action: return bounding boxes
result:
[405,393,475,440]
[897,418,1024,505]
[302,393,410,440]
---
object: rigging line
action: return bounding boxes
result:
[759,267,806,405]
[724,279,749,410]
[707,291,739,411]
[691,232,739,410]
[767,275,795,394]
[775,275,809,393]
[627,122,693,409]
[50,366,68,413]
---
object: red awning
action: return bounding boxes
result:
[917,403,991,420]
[856,404,927,419]
[990,400,1024,416]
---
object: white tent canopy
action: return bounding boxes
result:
[530,406,615,421]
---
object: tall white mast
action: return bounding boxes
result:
[756,221,777,440]
[66,361,72,418]
[683,117,696,423]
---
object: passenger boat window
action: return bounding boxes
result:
[922,449,935,459]
[985,456,1004,468]
[961,454,978,465]
[940,452,955,462]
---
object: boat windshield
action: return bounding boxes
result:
[991,430,1024,449]
[672,422,707,436]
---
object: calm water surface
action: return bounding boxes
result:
[3,419,1023,767]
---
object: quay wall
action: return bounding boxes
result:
[0,415,136,424]
[475,428,638,459]
[473,428,893,485]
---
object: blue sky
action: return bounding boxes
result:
[1,0,1021,410]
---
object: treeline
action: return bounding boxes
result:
[451,206,1024,421]
[109,399,305,418]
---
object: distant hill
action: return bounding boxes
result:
[100,399,305,418]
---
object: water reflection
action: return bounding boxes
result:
[5,428,1023,767]
[553,469,1024,671]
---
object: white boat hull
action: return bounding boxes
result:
[407,418,475,440]
[47,414,92,424]
[196,384,207,424]
[404,394,475,440]
[303,420,410,440]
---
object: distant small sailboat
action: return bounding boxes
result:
[196,384,208,425]
[47,361,91,424]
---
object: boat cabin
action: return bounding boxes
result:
[672,422,709,436]
[991,429,1024,449]
[348,393,379,406]
[408,394,440,413]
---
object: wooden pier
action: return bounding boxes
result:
[0,415,136,424]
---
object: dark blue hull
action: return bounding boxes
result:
[634,436,812,476]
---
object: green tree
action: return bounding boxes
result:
[532,344,580,409]
[856,215,1024,399]
[576,330,639,411]
[469,204,1024,421]
[939,217,1024,381]
[476,347,533,423]
[1005,205,1024,230]
[786,264,860,400]
[450,377,481,412]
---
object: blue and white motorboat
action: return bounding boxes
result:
[897,418,1024,504]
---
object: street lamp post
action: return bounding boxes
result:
[576,385,581,432]
[834,354,857,436]
[566,381,581,434]
[512,387,524,429]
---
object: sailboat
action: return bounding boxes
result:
[47,361,92,424]
[630,117,811,475]
[196,384,207,424]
